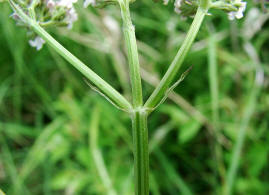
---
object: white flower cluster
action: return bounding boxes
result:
[228,0,247,20]
[15,0,115,50]
[163,0,247,21]
[26,0,79,50]
[162,0,198,17]
[29,36,45,50]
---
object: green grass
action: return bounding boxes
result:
[0,0,269,194]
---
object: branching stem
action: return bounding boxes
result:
[8,1,210,195]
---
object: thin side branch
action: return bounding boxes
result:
[144,6,207,110]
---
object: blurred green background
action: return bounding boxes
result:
[0,0,269,194]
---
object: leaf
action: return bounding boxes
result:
[179,119,201,144]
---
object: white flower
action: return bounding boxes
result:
[66,7,78,29]
[57,0,78,8]
[83,0,96,7]
[228,1,247,20]
[29,36,45,50]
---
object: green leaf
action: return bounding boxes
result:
[179,119,201,144]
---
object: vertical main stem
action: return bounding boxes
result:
[131,110,149,195]
[119,1,147,194]
[119,0,143,108]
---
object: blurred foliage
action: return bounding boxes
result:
[0,0,269,194]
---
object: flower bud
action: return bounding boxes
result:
[210,0,247,20]
[227,0,246,20]
[161,0,199,17]
[174,0,198,17]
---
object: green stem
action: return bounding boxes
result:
[118,1,148,194]
[119,0,143,108]
[208,34,219,127]
[225,84,259,195]
[9,0,132,111]
[144,7,207,110]
[225,40,262,195]
[208,29,226,190]
[118,2,148,194]
[131,109,149,195]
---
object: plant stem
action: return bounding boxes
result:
[118,2,148,194]
[225,41,262,195]
[131,109,149,195]
[208,29,226,191]
[144,7,207,110]
[208,33,219,129]
[9,0,132,111]
[119,0,143,108]
[225,83,260,195]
